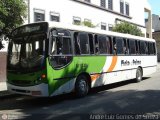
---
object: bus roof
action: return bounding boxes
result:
[21,22,155,42]
[48,22,155,42]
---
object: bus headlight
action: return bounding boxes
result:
[41,74,46,79]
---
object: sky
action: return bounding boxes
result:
[148,0,160,15]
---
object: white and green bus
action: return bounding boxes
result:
[7,22,157,97]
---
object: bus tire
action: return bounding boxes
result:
[75,75,89,97]
[135,68,142,82]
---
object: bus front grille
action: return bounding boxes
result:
[11,80,32,86]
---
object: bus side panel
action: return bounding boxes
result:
[74,56,106,87]
[140,56,157,77]
[47,57,76,96]
[47,56,106,96]
[91,55,157,87]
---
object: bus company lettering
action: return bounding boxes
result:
[121,59,141,66]
[132,59,141,65]
[121,60,130,66]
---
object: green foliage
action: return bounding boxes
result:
[82,21,95,28]
[74,22,81,26]
[112,22,143,36]
[0,0,27,35]
[73,21,95,28]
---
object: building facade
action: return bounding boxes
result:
[0,0,153,81]
[148,14,160,61]
[24,0,152,38]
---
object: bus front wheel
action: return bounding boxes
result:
[135,68,142,82]
[75,75,89,97]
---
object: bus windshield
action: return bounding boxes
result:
[7,22,48,73]
[7,33,46,73]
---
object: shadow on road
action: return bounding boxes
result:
[1,77,160,120]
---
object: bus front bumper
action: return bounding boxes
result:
[7,83,49,97]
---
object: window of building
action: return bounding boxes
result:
[50,12,60,22]
[108,0,113,10]
[101,0,106,8]
[125,2,129,16]
[84,0,90,3]
[74,32,90,55]
[73,16,81,25]
[108,24,113,31]
[34,9,45,22]
[101,22,106,30]
[120,0,124,14]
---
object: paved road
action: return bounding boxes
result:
[0,67,160,120]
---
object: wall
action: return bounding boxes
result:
[0,52,6,82]
[26,0,148,34]
[153,32,160,61]
[0,38,8,82]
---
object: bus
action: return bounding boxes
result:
[7,22,157,97]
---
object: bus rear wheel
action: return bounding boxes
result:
[135,68,142,82]
[75,75,89,97]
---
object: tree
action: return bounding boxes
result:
[0,0,27,50]
[112,22,143,37]
[82,21,95,28]
[73,21,95,28]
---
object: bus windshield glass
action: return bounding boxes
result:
[8,33,46,72]
[7,22,48,73]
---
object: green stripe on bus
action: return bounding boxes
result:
[47,56,106,95]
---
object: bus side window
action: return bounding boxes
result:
[95,35,99,54]
[135,40,140,55]
[153,42,156,55]
[129,39,136,55]
[98,35,110,54]
[145,42,149,54]
[106,36,111,54]
[74,32,81,55]
[115,37,124,55]
[108,36,112,54]
[89,34,94,54]
[148,42,153,55]
[123,38,128,54]
[113,38,117,55]
[140,41,146,55]
[75,32,90,55]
